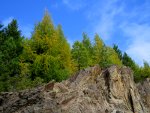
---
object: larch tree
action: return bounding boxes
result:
[104,47,122,67]
[93,34,104,65]
[72,41,89,71]
[21,11,72,82]
[56,25,72,74]
[82,33,93,66]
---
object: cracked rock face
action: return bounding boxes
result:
[137,78,150,111]
[0,65,149,113]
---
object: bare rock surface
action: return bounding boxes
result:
[0,65,149,113]
[137,78,150,111]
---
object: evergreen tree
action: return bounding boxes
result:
[21,11,71,82]
[93,34,104,65]
[113,44,122,61]
[141,61,150,79]
[0,20,23,91]
[0,24,4,44]
[72,41,89,70]
[104,47,122,67]
[56,25,72,73]
[31,11,60,81]
[82,32,93,65]
[122,52,136,70]
[82,33,92,51]
[93,34,122,67]
[1,11,150,91]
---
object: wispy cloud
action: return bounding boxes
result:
[62,0,86,10]
[119,1,150,65]
[2,0,150,65]
[55,0,150,65]
[122,23,150,65]
[86,0,125,40]
[2,17,13,26]
[93,4,124,40]
[84,0,150,65]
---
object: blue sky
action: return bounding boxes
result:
[1,0,150,65]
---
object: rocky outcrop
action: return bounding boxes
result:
[0,65,150,113]
[137,78,150,111]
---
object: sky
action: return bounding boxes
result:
[1,0,150,66]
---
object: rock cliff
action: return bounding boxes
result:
[0,65,150,113]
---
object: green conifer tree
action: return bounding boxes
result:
[113,44,122,61]
[0,20,23,91]
[21,11,72,82]
[82,33,93,65]
[72,41,89,70]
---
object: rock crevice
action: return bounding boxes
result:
[0,65,150,113]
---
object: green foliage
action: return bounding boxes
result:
[1,11,150,92]
[72,41,89,70]
[113,46,150,83]
[32,77,44,87]
[82,33,93,65]
[0,20,23,91]
[56,25,72,74]
[93,34,104,64]
[72,34,122,70]
[134,61,150,82]
[113,44,122,61]
[0,12,72,91]
[0,75,11,91]
[20,11,72,83]
[93,34,122,68]
[0,20,23,77]
[122,52,136,70]
[142,61,150,78]
[102,47,122,67]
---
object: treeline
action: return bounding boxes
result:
[113,45,150,82]
[0,11,149,91]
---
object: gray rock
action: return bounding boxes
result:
[137,78,150,112]
[0,65,149,113]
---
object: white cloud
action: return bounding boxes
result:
[122,23,150,65]
[2,1,150,65]
[126,41,150,65]
[86,0,125,40]
[85,0,150,65]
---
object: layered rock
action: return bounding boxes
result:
[137,78,150,111]
[0,65,149,113]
